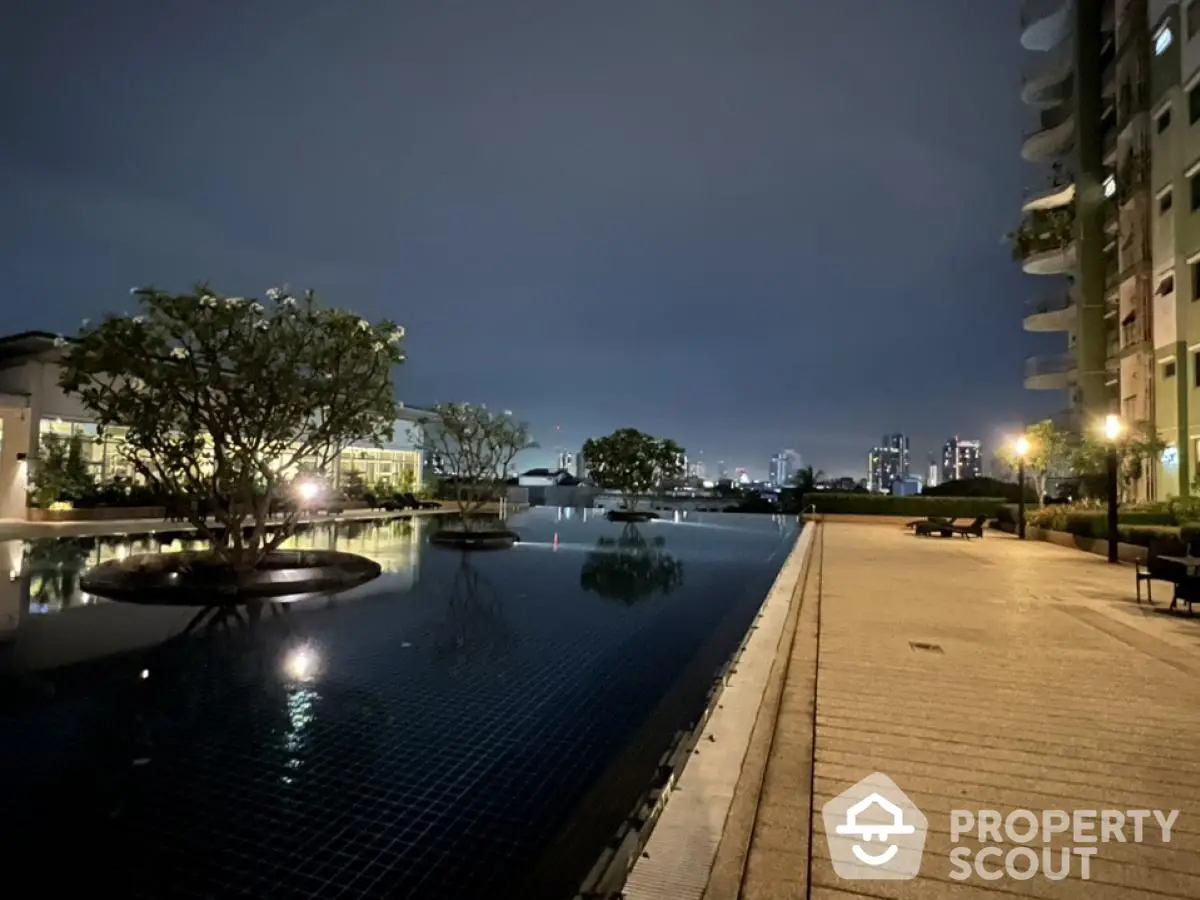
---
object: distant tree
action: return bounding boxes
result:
[59,284,405,570]
[789,464,825,494]
[341,469,368,500]
[28,432,97,508]
[413,403,535,530]
[995,419,1071,508]
[582,428,685,510]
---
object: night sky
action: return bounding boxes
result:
[1,1,1059,479]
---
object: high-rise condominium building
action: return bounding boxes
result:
[868,434,909,494]
[941,437,984,483]
[557,450,575,473]
[1147,1,1200,494]
[769,449,800,487]
[1016,0,1155,498]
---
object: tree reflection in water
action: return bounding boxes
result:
[24,537,95,611]
[434,555,513,664]
[579,524,684,604]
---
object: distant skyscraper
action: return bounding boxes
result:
[870,434,909,494]
[927,453,939,488]
[769,449,800,487]
[941,437,983,483]
[574,449,588,480]
[557,450,575,473]
[717,460,728,480]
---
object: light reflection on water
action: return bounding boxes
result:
[8,517,428,616]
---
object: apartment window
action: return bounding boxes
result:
[1194,351,1200,386]
[1159,274,1176,295]
[1159,106,1173,133]
[1162,189,1174,214]
[1192,171,1200,210]
[1191,83,1200,123]
[1156,24,1174,55]
[1190,1,1200,39]
[1103,174,1116,197]
[1166,360,1178,378]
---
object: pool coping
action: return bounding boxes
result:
[575,522,816,899]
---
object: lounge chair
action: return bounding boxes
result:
[913,515,988,540]
[906,516,957,530]
[1135,541,1174,604]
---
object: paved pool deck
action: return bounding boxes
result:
[634,520,1200,899]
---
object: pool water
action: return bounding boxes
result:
[0,508,797,899]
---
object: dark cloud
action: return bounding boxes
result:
[0,0,1055,478]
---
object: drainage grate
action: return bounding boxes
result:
[909,641,944,654]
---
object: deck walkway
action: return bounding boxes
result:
[642,520,1200,899]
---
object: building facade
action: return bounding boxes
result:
[940,437,984,483]
[868,433,909,494]
[1147,0,1200,495]
[1018,0,1156,498]
[0,332,433,521]
[769,449,799,488]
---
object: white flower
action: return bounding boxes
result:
[266,287,282,301]
[503,409,513,416]
[357,319,370,331]
[128,377,146,392]
[387,326,405,344]
[372,341,385,352]
[321,372,333,380]
[80,318,90,328]
[224,297,243,308]
[200,295,218,308]
[170,347,188,359]
[52,335,67,348]
[281,296,297,308]
[130,287,141,295]
[250,302,264,314]
[132,316,146,324]
[255,320,270,331]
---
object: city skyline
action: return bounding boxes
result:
[2,1,1048,479]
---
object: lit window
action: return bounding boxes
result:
[1103,174,1116,198]
[1156,25,1174,55]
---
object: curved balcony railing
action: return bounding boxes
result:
[1021,0,1072,52]
[1024,353,1076,390]
[1024,294,1076,332]
[1022,174,1075,212]
[1022,56,1073,108]
[1008,206,1076,275]
[1022,105,1074,162]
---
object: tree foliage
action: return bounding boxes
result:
[28,432,96,508]
[58,283,405,569]
[581,428,684,510]
[995,419,1071,507]
[789,464,824,493]
[1073,420,1166,503]
[413,403,535,529]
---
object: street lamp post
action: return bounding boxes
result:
[1104,414,1123,564]
[1014,436,1030,540]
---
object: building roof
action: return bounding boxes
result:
[0,330,71,365]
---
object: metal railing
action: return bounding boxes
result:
[1024,103,1073,139]
[1025,353,1075,378]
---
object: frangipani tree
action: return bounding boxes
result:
[582,428,685,510]
[1074,419,1166,503]
[414,403,536,531]
[58,284,405,570]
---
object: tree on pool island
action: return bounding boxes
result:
[59,284,406,572]
[414,402,536,538]
[582,428,684,511]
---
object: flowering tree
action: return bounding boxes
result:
[413,403,535,531]
[995,418,1071,508]
[58,284,406,570]
[579,525,684,603]
[582,428,685,510]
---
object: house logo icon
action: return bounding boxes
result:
[821,773,928,880]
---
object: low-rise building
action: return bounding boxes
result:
[0,331,434,521]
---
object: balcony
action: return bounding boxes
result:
[1008,206,1076,275]
[1021,0,1072,51]
[1115,150,1149,204]
[1022,106,1074,162]
[1024,294,1076,332]
[1021,54,1072,108]
[1025,353,1075,390]
[1022,175,1075,212]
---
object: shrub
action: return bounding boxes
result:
[801,493,1006,518]
[923,477,1035,502]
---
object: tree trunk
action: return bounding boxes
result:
[1036,473,1047,509]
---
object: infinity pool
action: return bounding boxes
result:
[0,508,797,899]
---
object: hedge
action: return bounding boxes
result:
[800,493,1007,517]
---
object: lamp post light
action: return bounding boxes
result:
[1104,414,1123,564]
[1014,435,1030,540]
